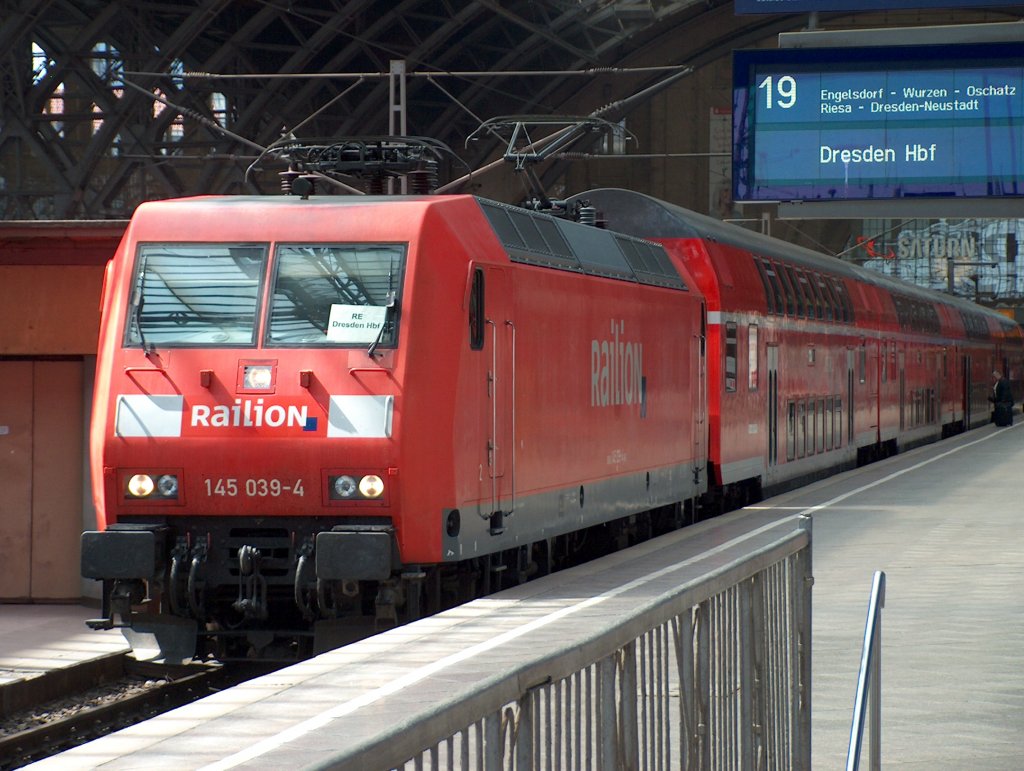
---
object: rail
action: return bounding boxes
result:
[321,516,814,770]
[846,570,886,771]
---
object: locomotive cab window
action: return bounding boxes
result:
[125,243,268,347]
[267,244,405,347]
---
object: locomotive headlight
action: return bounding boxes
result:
[333,475,358,498]
[156,474,179,498]
[127,474,155,498]
[243,364,274,390]
[329,473,387,501]
[126,472,180,500]
[358,474,385,499]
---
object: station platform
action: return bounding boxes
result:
[0,605,127,719]
[20,421,1024,769]
[801,421,1024,768]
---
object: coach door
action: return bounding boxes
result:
[898,350,906,431]
[767,345,779,466]
[847,348,856,446]
[962,354,972,428]
[479,267,515,529]
[694,303,709,491]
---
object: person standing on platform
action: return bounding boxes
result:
[989,370,1013,427]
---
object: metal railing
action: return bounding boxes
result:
[846,570,886,771]
[319,516,814,771]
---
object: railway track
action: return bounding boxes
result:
[0,655,258,769]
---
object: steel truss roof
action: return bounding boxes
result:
[2,0,795,217]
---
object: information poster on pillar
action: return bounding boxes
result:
[732,43,1024,202]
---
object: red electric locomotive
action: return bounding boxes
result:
[82,193,706,660]
[572,189,1024,503]
[83,184,1022,662]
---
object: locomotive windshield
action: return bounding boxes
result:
[123,242,404,348]
[125,244,268,347]
[266,244,404,347]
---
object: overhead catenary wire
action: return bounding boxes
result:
[243,78,368,185]
[120,62,696,195]
[121,78,265,153]
[120,77,366,195]
[436,64,694,194]
[123,64,694,80]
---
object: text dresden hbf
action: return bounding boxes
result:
[820,143,937,164]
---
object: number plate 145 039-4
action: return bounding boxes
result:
[204,478,305,497]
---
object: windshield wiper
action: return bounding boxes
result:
[132,269,156,356]
[367,292,396,358]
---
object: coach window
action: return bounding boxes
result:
[774,263,794,316]
[795,267,813,318]
[818,275,837,321]
[765,262,785,315]
[725,322,738,392]
[796,401,806,458]
[825,397,834,450]
[808,400,816,456]
[469,268,485,350]
[827,277,842,322]
[782,265,804,317]
[804,272,823,320]
[817,398,826,453]
[831,393,839,448]
[881,342,887,383]
[858,345,867,384]
[799,270,822,320]
[793,269,809,317]
[786,402,796,461]
[748,324,759,390]
[841,281,856,322]
[754,259,778,315]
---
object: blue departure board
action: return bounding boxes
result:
[732,43,1024,202]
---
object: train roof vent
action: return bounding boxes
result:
[479,200,583,272]
[482,201,527,250]
[558,219,635,281]
[479,199,686,290]
[614,236,687,290]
